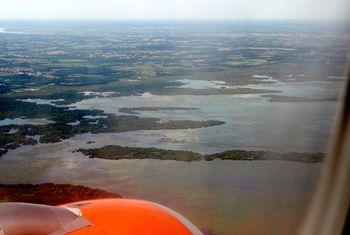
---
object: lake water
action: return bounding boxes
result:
[0,118,54,126]
[0,78,342,234]
[71,79,342,153]
[21,98,65,106]
[0,139,321,235]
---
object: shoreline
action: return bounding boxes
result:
[77,145,324,163]
[0,183,121,205]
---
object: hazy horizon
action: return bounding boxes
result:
[0,0,349,21]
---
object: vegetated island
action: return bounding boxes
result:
[76,145,203,162]
[0,98,225,157]
[76,145,324,163]
[262,94,339,102]
[0,183,121,205]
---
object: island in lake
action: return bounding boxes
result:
[76,145,324,163]
[0,183,120,205]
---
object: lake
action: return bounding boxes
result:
[1,77,341,234]
[70,79,342,153]
[0,139,321,234]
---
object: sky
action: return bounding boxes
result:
[0,0,349,20]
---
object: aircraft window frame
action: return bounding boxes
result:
[300,66,350,235]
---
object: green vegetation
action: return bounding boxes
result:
[0,97,224,157]
[77,145,324,163]
[0,183,120,205]
[77,145,202,162]
[262,95,339,102]
[204,150,324,163]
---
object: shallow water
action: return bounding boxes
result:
[176,79,227,89]
[0,118,54,126]
[71,79,342,153]
[244,80,344,98]
[0,140,321,235]
[0,78,342,234]
[21,98,65,106]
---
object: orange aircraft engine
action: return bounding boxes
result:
[0,199,204,235]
